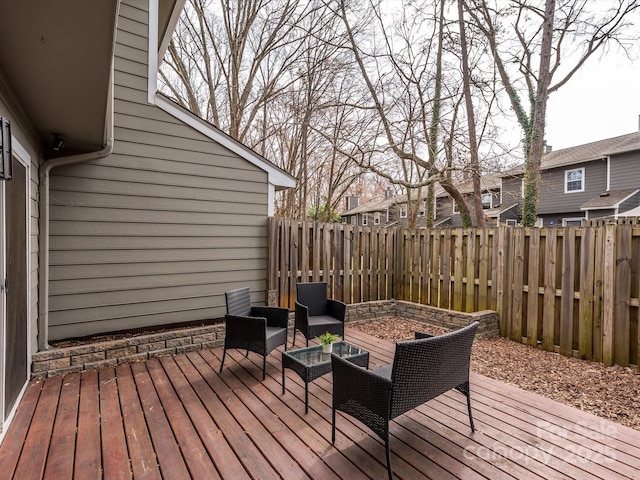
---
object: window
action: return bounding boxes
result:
[562,218,583,227]
[374,212,381,225]
[481,193,492,209]
[565,168,585,193]
[400,205,407,218]
[418,201,426,217]
[350,215,356,225]
[504,219,518,226]
[362,214,368,226]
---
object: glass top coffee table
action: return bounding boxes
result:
[282,341,369,413]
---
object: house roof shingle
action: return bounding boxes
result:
[504,131,640,176]
[580,188,640,210]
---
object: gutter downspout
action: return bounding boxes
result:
[37,80,114,350]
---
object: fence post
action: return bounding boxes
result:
[614,224,632,366]
[602,224,616,365]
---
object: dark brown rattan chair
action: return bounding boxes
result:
[220,287,289,380]
[331,321,479,480]
[293,282,346,347]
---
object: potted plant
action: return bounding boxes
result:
[318,331,339,354]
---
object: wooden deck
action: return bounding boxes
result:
[1,328,639,479]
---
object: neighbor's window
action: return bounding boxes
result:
[481,192,492,209]
[400,205,407,218]
[374,212,381,225]
[419,201,426,217]
[565,168,585,193]
[362,214,368,226]
[562,218,583,227]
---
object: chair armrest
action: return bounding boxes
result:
[415,331,434,340]
[251,306,289,329]
[295,301,309,321]
[331,354,392,440]
[326,299,346,322]
[225,314,266,341]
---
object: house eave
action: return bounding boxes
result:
[154,94,295,188]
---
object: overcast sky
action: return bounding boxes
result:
[543,50,640,151]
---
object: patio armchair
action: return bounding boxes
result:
[220,287,289,380]
[293,282,346,347]
[331,321,479,480]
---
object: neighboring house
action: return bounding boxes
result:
[340,174,504,228]
[0,0,294,435]
[501,131,640,226]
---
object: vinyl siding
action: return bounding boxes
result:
[538,160,608,214]
[47,0,271,340]
[0,95,41,354]
[500,176,522,205]
[609,150,640,189]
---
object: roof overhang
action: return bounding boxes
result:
[0,1,120,157]
[580,189,640,211]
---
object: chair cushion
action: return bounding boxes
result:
[307,315,342,327]
[265,325,287,352]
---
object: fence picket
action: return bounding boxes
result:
[560,228,576,356]
[614,225,632,366]
[526,228,541,346]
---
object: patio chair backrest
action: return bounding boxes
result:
[225,287,252,317]
[389,321,478,419]
[296,282,327,316]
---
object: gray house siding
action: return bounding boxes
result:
[609,150,640,189]
[500,176,522,206]
[619,194,640,214]
[537,160,607,215]
[47,0,272,340]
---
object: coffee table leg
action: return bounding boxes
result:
[282,368,285,395]
[305,381,309,414]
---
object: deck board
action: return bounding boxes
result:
[1,327,639,479]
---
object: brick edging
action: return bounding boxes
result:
[32,301,499,378]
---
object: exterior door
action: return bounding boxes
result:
[0,153,28,428]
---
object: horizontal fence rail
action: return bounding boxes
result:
[268,218,640,369]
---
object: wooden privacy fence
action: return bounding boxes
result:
[268,218,640,368]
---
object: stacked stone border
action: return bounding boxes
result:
[32,301,498,378]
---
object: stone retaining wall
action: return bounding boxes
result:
[345,300,499,339]
[32,301,498,378]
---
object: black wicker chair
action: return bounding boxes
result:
[331,321,479,480]
[220,287,289,380]
[293,282,346,347]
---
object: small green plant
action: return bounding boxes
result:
[318,331,338,346]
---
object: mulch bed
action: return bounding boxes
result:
[350,317,640,432]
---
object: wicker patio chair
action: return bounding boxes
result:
[293,282,346,347]
[331,321,479,480]
[220,287,289,380]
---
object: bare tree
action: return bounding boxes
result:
[332,0,507,228]
[464,0,640,226]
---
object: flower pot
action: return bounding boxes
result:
[322,343,333,354]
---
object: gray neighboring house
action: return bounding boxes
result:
[501,131,640,226]
[0,0,294,436]
[341,174,504,228]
